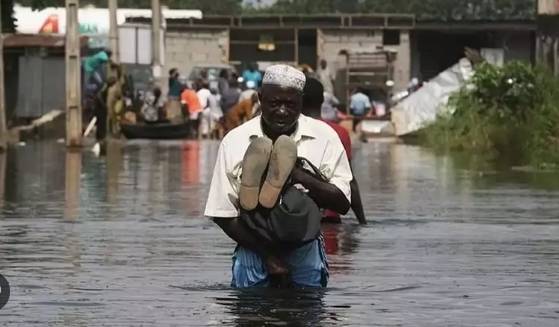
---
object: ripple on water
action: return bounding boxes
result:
[1,140,559,326]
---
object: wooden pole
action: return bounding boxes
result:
[151,0,162,83]
[65,0,82,147]
[0,4,7,152]
[109,0,119,63]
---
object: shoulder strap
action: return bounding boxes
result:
[296,157,328,182]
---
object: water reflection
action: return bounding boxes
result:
[215,289,330,326]
[64,151,81,221]
[3,141,65,216]
[106,140,123,204]
[181,141,200,185]
[1,140,559,326]
[0,151,5,207]
[322,223,362,275]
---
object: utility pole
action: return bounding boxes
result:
[151,0,162,84]
[0,4,7,152]
[108,0,119,63]
[65,0,82,147]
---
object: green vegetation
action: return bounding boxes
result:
[255,0,535,20]
[9,0,537,19]
[419,62,559,169]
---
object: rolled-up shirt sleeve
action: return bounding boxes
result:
[320,138,352,203]
[204,141,240,218]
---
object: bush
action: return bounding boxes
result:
[419,61,559,168]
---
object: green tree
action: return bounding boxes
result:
[253,0,360,14]
[2,0,536,30]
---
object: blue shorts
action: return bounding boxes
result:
[231,237,329,288]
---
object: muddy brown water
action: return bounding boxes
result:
[1,140,559,326]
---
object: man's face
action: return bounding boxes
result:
[260,85,302,135]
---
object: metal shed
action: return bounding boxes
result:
[3,34,88,124]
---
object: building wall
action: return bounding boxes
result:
[385,30,412,91]
[318,28,383,70]
[165,29,229,79]
[318,28,411,97]
[538,0,559,14]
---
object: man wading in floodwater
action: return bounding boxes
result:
[205,65,353,288]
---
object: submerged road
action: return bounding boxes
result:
[1,140,558,326]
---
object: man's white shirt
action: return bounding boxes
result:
[204,114,353,218]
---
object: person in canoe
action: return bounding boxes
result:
[140,87,166,124]
[205,64,353,288]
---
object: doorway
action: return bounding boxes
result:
[297,29,317,70]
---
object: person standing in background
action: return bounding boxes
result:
[196,79,214,138]
[106,62,125,135]
[242,62,263,87]
[349,88,372,133]
[181,83,202,137]
[200,88,223,139]
[303,77,367,225]
[317,59,335,95]
[321,91,341,123]
[218,69,230,95]
[84,49,111,88]
[220,80,241,117]
[168,68,183,99]
[166,68,184,122]
[223,93,259,134]
[196,79,211,111]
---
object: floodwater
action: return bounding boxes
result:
[1,139,559,326]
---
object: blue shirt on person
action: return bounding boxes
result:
[350,92,372,116]
[242,69,263,86]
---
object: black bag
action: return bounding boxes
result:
[240,157,326,247]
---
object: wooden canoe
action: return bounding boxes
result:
[120,121,191,140]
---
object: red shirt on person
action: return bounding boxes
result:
[323,120,352,160]
[322,120,352,223]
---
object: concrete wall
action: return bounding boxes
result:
[385,30,411,91]
[165,29,229,79]
[318,28,383,71]
[538,0,559,14]
[317,28,411,96]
